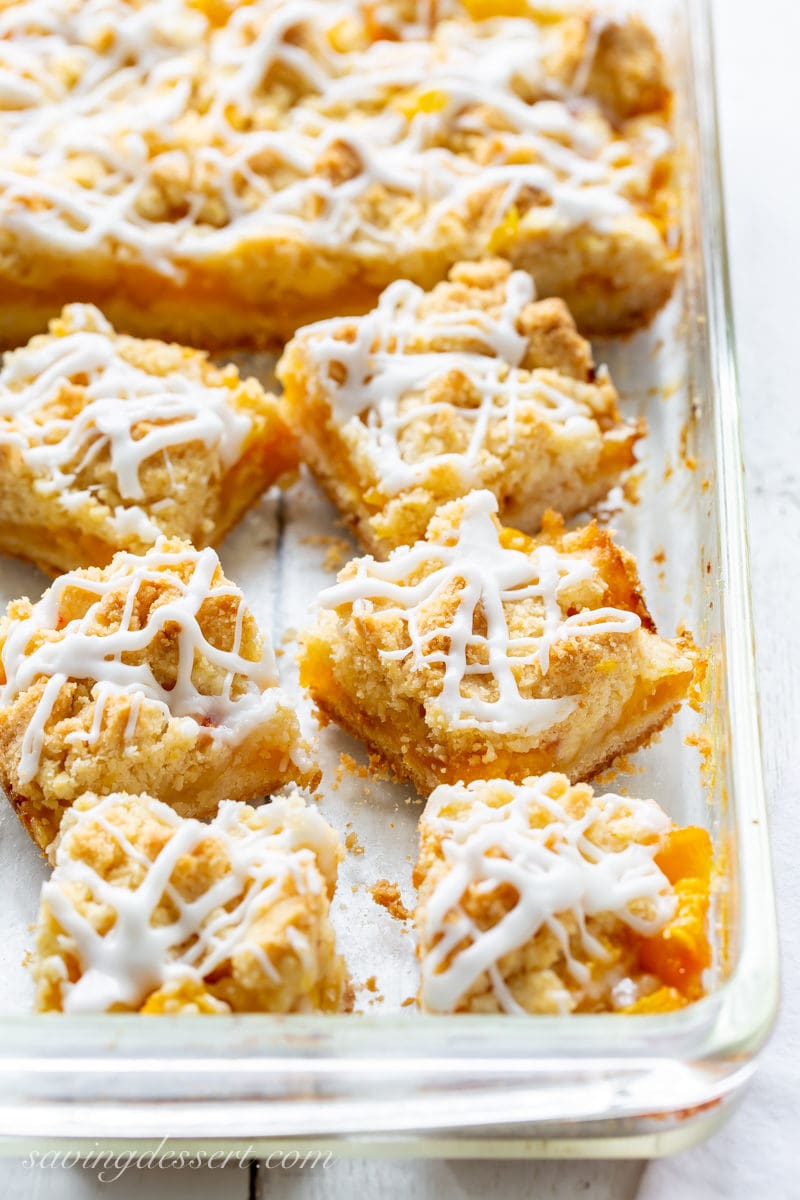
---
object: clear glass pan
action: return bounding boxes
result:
[0,0,778,1157]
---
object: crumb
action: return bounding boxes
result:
[312,705,332,729]
[685,730,712,756]
[652,548,666,564]
[678,421,696,470]
[370,878,411,921]
[660,380,681,401]
[401,996,416,1007]
[339,752,370,780]
[684,726,715,791]
[345,830,365,856]
[332,752,367,790]
[324,542,352,572]
[364,975,378,993]
[592,755,641,787]
[621,469,644,505]
[366,752,396,782]
[300,534,353,572]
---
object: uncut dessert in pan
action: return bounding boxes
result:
[0,0,717,1022]
[0,0,677,348]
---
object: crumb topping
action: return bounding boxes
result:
[319,490,641,736]
[416,773,677,1013]
[0,538,279,783]
[0,304,255,539]
[0,0,670,272]
[35,788,344,1013]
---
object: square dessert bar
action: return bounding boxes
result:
[299,490,694,794]
[33,788,352,1013]
[0,304,297,576]
[0,538,317,852]
[279,259,641,556]
[0,0,676,347]
[414,773,712,1014]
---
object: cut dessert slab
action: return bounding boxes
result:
[0,538,317,853]
[0,304,297,576]
[279,259,642,557]
[33,788,352,1014]
[299,490,693,794]
[413,773,712,1014]
[0,1,677,347]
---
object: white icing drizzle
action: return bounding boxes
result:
[318,490,641,735]
[41,790,333,1012]
[0,304,252,533]
[419,774,676,1013]
[0,540,281,784]
[295,270,599,493]
[0,0,667,273]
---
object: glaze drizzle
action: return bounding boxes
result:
[319,490,641,735]
[0,540,281,784]
[419,774,676,1013]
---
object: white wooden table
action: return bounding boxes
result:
[1,0,796,1194]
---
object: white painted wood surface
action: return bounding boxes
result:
[0,0,796,1193]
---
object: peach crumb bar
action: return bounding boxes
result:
[0,0,676,347]
[33,788,352,1013]
[299,490,694,794]
[0,538,317,852]
[414,773,711,1014]
[0,304,297,576]
[279,259,641,556]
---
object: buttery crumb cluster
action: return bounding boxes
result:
[0,0,713,1021]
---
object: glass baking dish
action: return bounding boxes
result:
[0,0,778,1157]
